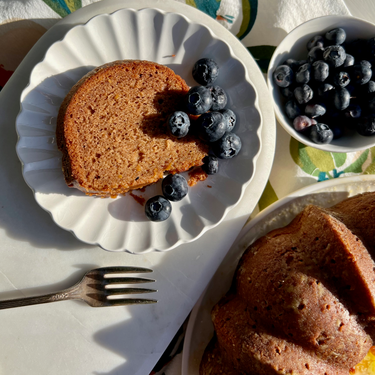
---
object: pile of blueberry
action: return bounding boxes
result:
[273,27,375,144]
[145,58,242,222]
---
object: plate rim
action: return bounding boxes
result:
[181,173,375,374]
[15,5,267,253]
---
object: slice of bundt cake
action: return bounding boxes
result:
[56,60,209,197]
[328,192,375,260]
[327,192,375,333]
[205,288,369,375]
[200,193,375,375]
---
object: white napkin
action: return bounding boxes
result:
[0,0,100,27]
[275,0,349,32]
[242,0,350,47]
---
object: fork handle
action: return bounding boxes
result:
[0,289,77,310]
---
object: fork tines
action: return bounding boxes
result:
[97,266,154,274]
[92,266,157,305]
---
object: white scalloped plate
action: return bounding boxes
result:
[182,175,375,374]
[15,7,263,253]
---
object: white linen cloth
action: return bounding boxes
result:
[0,0,362,374]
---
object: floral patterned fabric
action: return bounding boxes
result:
[1,0,373,373]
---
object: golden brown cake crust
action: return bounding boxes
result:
[200,193,375,375]
[328,192,375,260]
[56,60,209,197]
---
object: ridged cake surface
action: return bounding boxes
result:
[200,192,375,375]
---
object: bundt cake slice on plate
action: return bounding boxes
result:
[200,193,375,375]
[56,60,209,197]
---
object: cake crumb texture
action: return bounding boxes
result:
[56,60,209,197]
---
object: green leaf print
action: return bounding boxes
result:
[343,149,369,174]
[237,0,258,40]
[305,147,335,172]
[247,46,276,73]
[290,138,318,175]
[332,152,346,168]
[290,138,375,179]
[290,138,350,180]
[364,162,375,174]
[42,0,82,17]
[65,0,81,12]
[365,146,375,174]
[185,0,197,7]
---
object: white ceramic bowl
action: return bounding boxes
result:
[267,15,375,153]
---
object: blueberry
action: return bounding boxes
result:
[293,115,313,132]
[167,111,190,138]
[308,46,324,63]
[307,35,324,50]
[351,61,372,85]
[321,107,341,123]
[186,86,212,115]
[197,111,227,142]
[294,84,313,104]
[343,54,355,67]
[285,99,302,120]
[330,123,345,139]
[305,103,326,118]
[312,60,329,82]
[345,84,356,96]
[309,123,334,144]
[368,96,375,112]
[208,85,227,111]
[355,115,375,136]
[361,60,372,69]
[325,28,346,45]
[283,58,298,67]
[213,132,242,159]
[192,58,219,86]
[273,65,294,87]
[361,80,375,97]
[333,87,350,110]
[323,45,346,68]
[162,174,188,202]
[368,81,375,93]
[332,71,350,87]
[220,108,237,132]
[280,86,295,99]
[145,195,172,222]
[343,104,361,119]
[317,83,335,99]
[347,38,367,60]
[296,63,311,84]
[284,59,307,71]
[202,155,219,175]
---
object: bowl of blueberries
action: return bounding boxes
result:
[267,15,375,152]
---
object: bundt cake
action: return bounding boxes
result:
[56,60,209,197]
[200,192,375,375]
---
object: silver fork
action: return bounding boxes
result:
[0,266,157,309]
